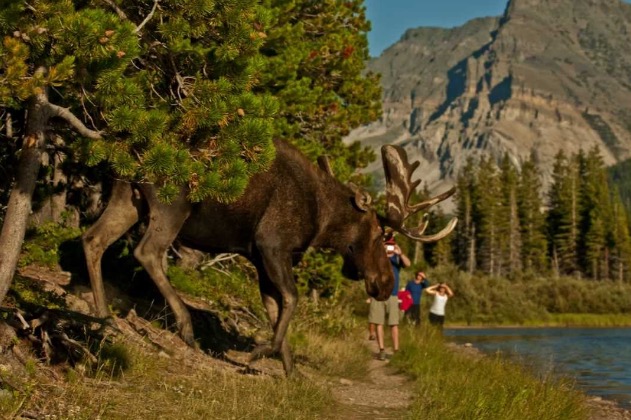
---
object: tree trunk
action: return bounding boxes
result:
[0,93,50,303]
[29,139,79,228]
[467,224,476,274]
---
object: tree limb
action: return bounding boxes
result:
[135,0,160,34]
[46,102,103,139]
[102,0,128,21]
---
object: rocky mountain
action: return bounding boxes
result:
[347,0,631,203]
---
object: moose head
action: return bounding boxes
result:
[318,144,458,301]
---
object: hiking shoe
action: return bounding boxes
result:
[377,350,387,361]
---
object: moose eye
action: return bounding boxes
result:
[347,245,355,255]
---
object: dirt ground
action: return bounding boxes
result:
[329,339,412,420]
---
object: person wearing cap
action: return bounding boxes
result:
[368,237,410,360]
[405,271,430,326]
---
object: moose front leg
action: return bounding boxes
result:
[132,186,195,346]
[82,181,142,317]
[250,251,297,376]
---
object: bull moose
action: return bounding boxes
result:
[82,139,457,375]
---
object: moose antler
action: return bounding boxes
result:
[381,145,458,242]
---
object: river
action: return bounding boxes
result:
[445,327,631,409]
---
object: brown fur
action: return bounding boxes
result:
[82,139,393,375]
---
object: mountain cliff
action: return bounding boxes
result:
[348,0,631,198]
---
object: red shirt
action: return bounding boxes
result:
[398,290,413,311]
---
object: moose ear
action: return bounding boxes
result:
[348,182,372,212]
[317,155,334,176]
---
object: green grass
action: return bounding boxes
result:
[391,327,588,420]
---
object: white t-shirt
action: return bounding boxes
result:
[430,294,448,316]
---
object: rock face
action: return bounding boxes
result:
[347,0,631,198]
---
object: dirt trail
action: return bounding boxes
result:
[329,339,413,419]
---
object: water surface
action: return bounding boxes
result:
[445,327,631,409]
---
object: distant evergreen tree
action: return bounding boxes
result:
[454,157,477,273]
[577,147,611,280]
[474,156,501,276]
[609,187,631,282]
[547,150,580,276]
[499,154,522,276]
[517,153,547,274]
[608,158,631,220]
[428,207,455,266]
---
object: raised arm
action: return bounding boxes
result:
[425,284,439,295]
[443,284,454,297]
[394,244,411,268]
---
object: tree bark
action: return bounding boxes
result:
[0,92,50,303]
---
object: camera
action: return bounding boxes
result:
[386,245,395,252]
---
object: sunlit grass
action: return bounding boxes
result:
[0,339,333,420]
[391,326,588,420]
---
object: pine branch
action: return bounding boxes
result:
[47,102,103,139]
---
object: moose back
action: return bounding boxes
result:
[82,138,456,375]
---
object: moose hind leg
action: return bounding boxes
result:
[132,192,195,346]
[82,181,142,317]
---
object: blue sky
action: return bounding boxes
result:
[364,0,508,56]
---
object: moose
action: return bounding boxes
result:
[82,139,457,375]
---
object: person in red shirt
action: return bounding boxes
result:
[398,287,413,313]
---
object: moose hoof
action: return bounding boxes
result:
[249,344,275,362]
[179,328,196,348]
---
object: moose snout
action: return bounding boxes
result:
[364,276,394,301]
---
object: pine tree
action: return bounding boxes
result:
[259,0,381,180]
[474,156,502,276]
[455,157,477,273]
[577,147,611,280]
[609,187,631,282]
[499,154,522,276]
[517,153,547,274]
[547,150,580,276]
[0,1,277,303]
[428,207,455,266]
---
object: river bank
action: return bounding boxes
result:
[446,341,631,420]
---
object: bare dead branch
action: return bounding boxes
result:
[5,112,12,138]
[102,0,128,21]
[15,311,31,330]
[46,102,103,139]
[135,0,160,34]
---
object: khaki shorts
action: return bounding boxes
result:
[368,295,400,326]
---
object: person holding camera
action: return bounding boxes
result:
[368,237,410,360]
[425,282,454,330]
